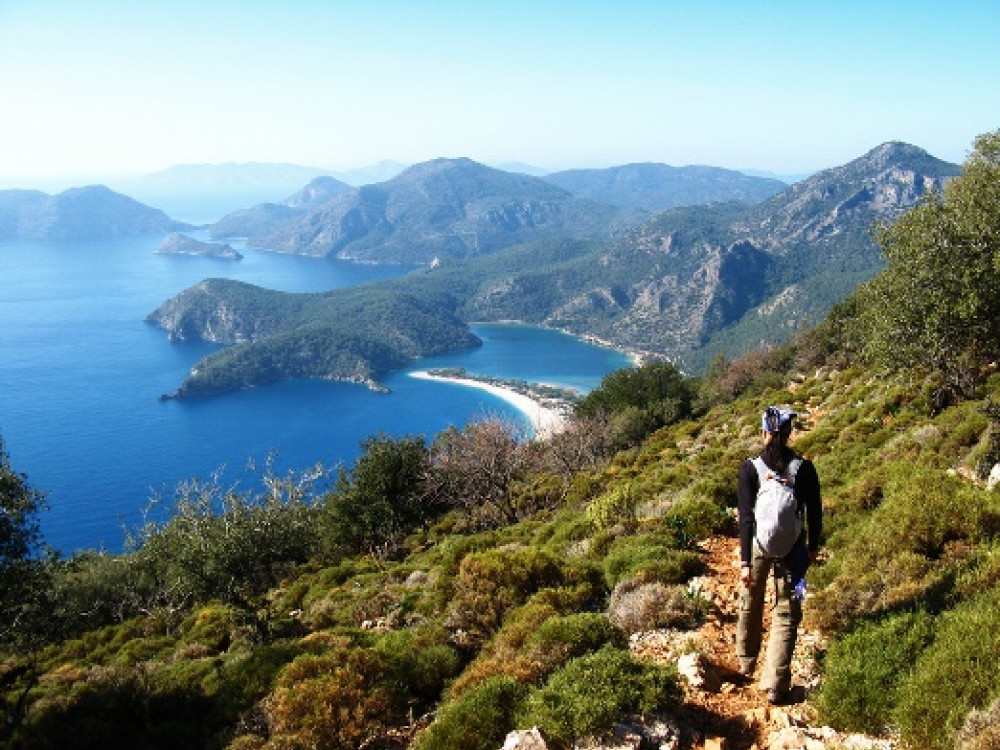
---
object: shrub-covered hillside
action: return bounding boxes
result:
[1,131,999,750]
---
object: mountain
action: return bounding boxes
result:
[542,163,787,212]
[207,176,353,238]
[458,142,960,365]
[0,185,189,239]
[121,162,333,192]
[215,157,644,263]
[153,142,960,396]
[329,160,409,186]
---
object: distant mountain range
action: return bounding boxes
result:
[149,141,961,396]
[0,185,188,239]
[209,158,644,263]
[206,158,793,264]
[540,163,787,211]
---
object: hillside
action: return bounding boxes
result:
[212,157,643,263]
[0,185,189,239]
[6,338,1000,749]
[207,176,353,238]
[542,162,787,211]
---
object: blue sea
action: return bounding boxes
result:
[0,226,632,554]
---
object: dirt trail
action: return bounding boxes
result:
[630,535,840,750]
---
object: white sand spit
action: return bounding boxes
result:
[409,370,567,439]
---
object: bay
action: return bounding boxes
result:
[0,232,631,554]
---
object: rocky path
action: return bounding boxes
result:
[628,535,893,750]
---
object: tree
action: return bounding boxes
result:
[322,434,437,560]
[575,362,695,446]
[0,435,48,645]
[428,417,534,529]
[859,130,1000,402]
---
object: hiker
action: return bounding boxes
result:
[736,405,822,705]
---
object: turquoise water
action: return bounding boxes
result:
[0,232,631,553]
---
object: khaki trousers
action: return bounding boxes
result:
[735,541,802,694]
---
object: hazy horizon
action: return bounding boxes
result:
[1,0,998,188]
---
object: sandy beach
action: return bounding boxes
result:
[409,370,568,439]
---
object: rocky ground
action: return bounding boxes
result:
[504,534,898,750]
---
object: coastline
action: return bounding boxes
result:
[409,370,568,439]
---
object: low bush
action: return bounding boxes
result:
[816,611,935,733]
[894,592,1000,750]
[586,484,638,531]
[956,698,1000,750]
[411,676,529,750]
[517,644,680,748]
[446,547,565,635]
[606,579,704,635]
[264,648,394,750]
[663,497,731,547]
[603,535,703,589]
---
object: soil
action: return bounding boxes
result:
[629,535,888,750]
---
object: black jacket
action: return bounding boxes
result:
[737,447,822,566]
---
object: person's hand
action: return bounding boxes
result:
[740,566,752,587]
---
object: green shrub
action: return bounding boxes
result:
[663,497,731,547]
[895,593,1000,750]
[816,611,935,733]
[411,676,529,750]
[517,644,680,748]
[586,484,638,531]
[447,547,565,635]
[602,534,702,588]
[179,603,245,654]
[371,625,461,710]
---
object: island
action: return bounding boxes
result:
[147,278,482,398]
[155,233,243,260]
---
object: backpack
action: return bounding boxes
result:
[751,456,803,558]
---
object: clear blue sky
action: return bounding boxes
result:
[0,0,997,185]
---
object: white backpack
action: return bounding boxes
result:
[751,456,803,558]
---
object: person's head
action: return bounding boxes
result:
[761,405,796,444]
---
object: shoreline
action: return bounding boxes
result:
[409,370,568,439]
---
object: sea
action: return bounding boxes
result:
[0,198,632,554]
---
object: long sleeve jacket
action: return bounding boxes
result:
[737,448,822,566]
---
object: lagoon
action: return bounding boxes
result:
[0,232,632,554]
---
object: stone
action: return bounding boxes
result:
[988,463,1000,490]
[502,727,548,750]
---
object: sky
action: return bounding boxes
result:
[0,0,998,187]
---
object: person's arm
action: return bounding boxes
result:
[737,459,757,567]
[797,459,822,555]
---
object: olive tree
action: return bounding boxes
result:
[0,436,48,646]
[860,130,1000,402]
